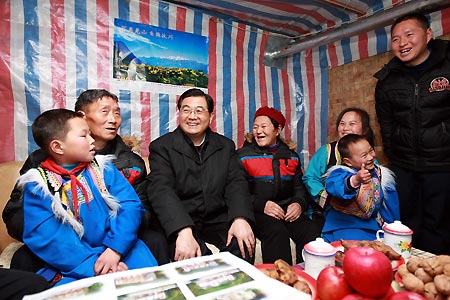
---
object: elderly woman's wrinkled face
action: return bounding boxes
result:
[252,116,281,147]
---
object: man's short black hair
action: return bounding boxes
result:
[75,89,119,112]
[177,88,214,113]
[391,13,430,34]
[32,109,83,154]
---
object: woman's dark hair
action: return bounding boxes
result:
[335,107,375,147]
[267,118,280,129]
[177,88,214,113]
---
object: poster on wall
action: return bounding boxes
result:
[113,18,209,89]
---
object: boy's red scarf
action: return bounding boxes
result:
[40,158,91,220]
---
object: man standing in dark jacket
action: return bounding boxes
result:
[3,89,170,270]
[374,13,450,254]
[146,88,255,262]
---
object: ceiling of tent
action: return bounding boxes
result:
[165,0,393,38]
[163,0,450,59]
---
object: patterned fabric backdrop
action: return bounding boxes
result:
[0,0,448,166]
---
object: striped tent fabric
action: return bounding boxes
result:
[0,0,448,167]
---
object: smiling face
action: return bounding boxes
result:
[343,139,376,170]
[178,95,213,145]
[252,115,281,147]
[337,111,363,139]
[391,18,432,67]
[57,117,96,165]
[82,96,122,150]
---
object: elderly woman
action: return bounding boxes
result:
[237,107,321,264]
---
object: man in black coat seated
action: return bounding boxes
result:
[145,88,255,262]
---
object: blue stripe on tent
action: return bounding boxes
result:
[375,28,389,54]
[118,0,130,20]
[119,90,131,136]
[371,0,384,15]
[292,53,305,166]
[159,94,170,136]
[247,30,257,132]
[75,0,88,94]
[222,24,232,139]
[341,37,353,64]
[158,2,169,29]
[372,0,388,54]
[270,68,281,109]
[319,45,329,146]
[193,11,203,36]
[23,0,40,154]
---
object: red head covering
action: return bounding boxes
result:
[254,106,286,129]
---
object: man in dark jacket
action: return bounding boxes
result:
[146,88,255,262]
[2,89,170,270]
[374,13,450,254]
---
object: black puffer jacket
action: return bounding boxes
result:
[2,135,148,241]
[145,127,253,238]
[374,39,450,172]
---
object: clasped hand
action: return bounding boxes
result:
[264,201,302,222]
[94,247,128,275]
[174,218,255,261]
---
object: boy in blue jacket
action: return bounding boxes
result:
[323,134,400,242]
[19,109,157,286]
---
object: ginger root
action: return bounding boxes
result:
[259,259,312,296]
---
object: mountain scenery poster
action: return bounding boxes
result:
[113,18,209,88]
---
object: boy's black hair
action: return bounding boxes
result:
[337,134,369,159]
[75,89,119,112]
[335,107,375,147]
[177,88,214,113]
[391,13,430,34]
[32,109,83,154]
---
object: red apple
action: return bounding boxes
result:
[316,266,354,300]
[343,247,393,298]
[342,293,376,300]
[378,287,395,299]
[342,287,395,300]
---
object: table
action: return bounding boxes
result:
[23,252,309,300]
[410,247,436,259]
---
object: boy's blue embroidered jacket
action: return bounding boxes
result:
[237,137,308,213]
[18,155,156,281]
[324,164,400,225]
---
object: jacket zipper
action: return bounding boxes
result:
[413,83,420,166]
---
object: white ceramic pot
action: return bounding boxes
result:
[302,237,336,279]
[376,220,413,258]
